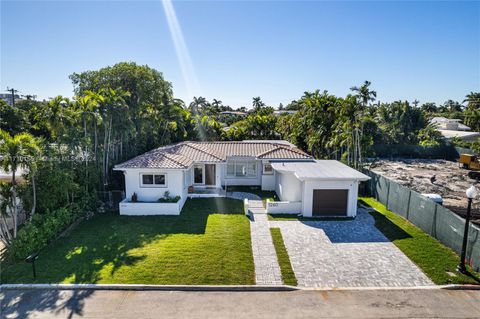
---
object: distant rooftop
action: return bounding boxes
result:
[438,129,480,141]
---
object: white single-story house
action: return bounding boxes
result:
[114,140,369,217]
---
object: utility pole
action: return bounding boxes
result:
[6,87,18,107]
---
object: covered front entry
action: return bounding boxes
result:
[312,189,348,216]
[205,164,216,186]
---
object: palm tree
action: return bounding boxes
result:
[464,92,480,111]
[0,130,39,237]
[252,97,265,113]
[97,88,129,187]
[211,99,223,113]
[350,81,377,109]
[189,96,207,115]
[44,96,74,146]
[75,91,99,192]
[350,81,376,168]
[0,181,13,246]
[443,99,463,113]
[421,102,437,113]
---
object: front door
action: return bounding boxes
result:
[205,164,216,186]
[194,165,204,184]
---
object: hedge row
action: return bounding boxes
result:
[9,204,85,261]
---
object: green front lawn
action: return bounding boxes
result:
[1,198,255,285]
[360,197,480,285]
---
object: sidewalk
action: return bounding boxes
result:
[248,200,283,285]
[2,288,480,318]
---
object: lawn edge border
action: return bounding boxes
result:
[0,284,298,291]
[1,284,479,291]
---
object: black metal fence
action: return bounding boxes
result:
[364,170,480,271]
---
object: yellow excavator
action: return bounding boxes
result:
[459,154,480,179]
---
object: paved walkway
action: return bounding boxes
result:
[270,210,434,288]
[249,200,283,285]
[3,289,480,318]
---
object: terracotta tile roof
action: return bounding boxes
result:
[257,146,311,159]
[115,141,311,169]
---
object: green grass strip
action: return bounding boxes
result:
[360,197,480,285]
[270,227,297,286]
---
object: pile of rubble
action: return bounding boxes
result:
[368,159,480,225]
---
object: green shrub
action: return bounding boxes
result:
[158,191,180,203]
[9,206,84,261]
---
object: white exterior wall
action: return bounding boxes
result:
[123,168,185,202]
[275,171,303,202]
[216,163,223,187]
[301,180,359,218]
[261,161,275,190]
[266,200,302,214]
[261,174,275,190]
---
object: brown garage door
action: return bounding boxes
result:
[312,189,348,216]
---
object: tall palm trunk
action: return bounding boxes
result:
[94,120,98,166]
[103,121,108,188]
[1,213,12,244]
[30,172,36,220]
[84,115,88,193]
[11,170,17,238]
[105,115,113,187]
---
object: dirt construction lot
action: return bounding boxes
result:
[369,159,480,225]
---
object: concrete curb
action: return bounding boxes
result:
[305,284,480,291]
[0,284,299,292]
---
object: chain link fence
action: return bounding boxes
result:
[364,170,480,271]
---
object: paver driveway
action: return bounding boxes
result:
[269,209,434,288]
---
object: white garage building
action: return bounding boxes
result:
[270,161,370,217]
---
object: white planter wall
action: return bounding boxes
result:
[119,199,183,216]
[266,200,302,214]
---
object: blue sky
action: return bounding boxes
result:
[1,1,479,108]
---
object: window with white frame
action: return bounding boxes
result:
[226,161,257,177]
[141,173,167,187]
[263,162,273,175]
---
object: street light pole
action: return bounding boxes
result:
[458,185,477,274]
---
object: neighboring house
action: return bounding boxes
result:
[114,140,369,217]
[430,117,471,131]
[430,117,480,141]
[219,111,247,117]
[0,93,21,106]
[273,110,297,116]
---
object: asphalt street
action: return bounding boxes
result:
[2,288,480,319]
